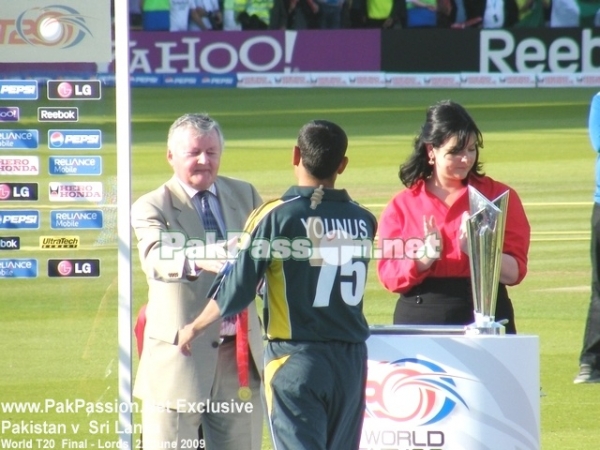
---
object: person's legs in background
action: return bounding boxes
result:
[575,202,600,384]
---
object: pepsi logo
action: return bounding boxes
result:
[50,131,65,147]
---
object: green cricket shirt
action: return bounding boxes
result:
[208,186,378,343]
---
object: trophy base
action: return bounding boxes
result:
[465,318,507,336]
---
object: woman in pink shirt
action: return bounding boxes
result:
[377,100,530,333]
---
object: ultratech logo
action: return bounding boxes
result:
[48,259,100,277]
[0,107,20,122]
[40,236,80,249]
[0,183,38,201]
[47,80,101,100]
[0,81,38,100]
[0,210,39,229]
[38,107,79,122]
[0,237,20,250]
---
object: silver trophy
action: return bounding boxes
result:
[465,186,509,335]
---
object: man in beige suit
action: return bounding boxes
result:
[131,113,264,450]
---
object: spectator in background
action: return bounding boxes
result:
[450,0,484,28]
[189,0,224,30]
[290,0,321,29]
[435,0,455,27]
[406,0,437,27]
[142,0,170,30]
[315,0,346,28]
[130,0,143,29]
[514,0,551,27]
[171,0,195,31]
[270,0,295,28]
[347,0,367,27]
[222,0,243,30]
[244,0,275,29]
[551,0,600,27]
[364,0,407,28]
[482,0,519,28]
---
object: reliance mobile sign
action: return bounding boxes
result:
[50,209,103,229]
[49,156,102,175]
[0,259,38,278]
[0,130,39,150]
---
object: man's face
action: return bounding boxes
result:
[167,126,222,191]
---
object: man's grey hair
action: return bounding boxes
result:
[167,113,225,152]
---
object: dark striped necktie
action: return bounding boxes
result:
[197,190,223,240]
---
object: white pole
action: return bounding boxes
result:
[114,0,133,447]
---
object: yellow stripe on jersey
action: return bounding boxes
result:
[236,198,286,253]
[265,259,291,339]
[244,198,285,233]
[264,354,291,416]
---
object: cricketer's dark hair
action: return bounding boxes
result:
[297,120,348,180]
[399,100,484,188]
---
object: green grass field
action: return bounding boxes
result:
[2,86,600,449]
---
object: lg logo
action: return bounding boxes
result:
[48,259,100,277]
[0,183,39,201]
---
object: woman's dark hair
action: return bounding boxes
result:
[399,100,484,187]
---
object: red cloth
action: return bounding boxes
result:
[235,309,250,390]
[377,175,530,294]
[134,304,147,358]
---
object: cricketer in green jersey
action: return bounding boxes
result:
[179,119,378,450]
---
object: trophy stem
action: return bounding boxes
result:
[464,187,510,336]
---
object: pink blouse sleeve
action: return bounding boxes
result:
[503,187,530,285]
[376,197,430,294]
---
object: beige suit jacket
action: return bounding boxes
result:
[132,175,264,410]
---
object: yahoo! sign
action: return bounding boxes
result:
[128,30,380,74]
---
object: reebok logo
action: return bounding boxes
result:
[38,107,79,122]
[0,237,20,250]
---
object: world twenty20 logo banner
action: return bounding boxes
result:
[365,358,471,426]
[0,1,111,63]
[15,5,93,49]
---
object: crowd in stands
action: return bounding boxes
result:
[127,0,595,31]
